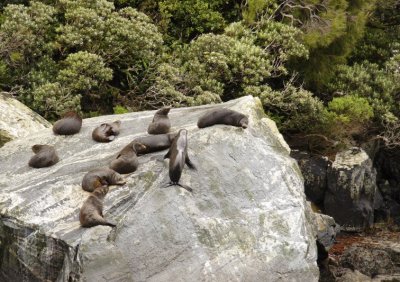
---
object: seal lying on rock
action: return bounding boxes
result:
[164,129,196,192]
[92,121,121,142]
[132,132,178,155]
[28,144,59,168]
[147,107,171,134]
[53,111,82,135]
[80,185,116,228]
[82,167,126,192]
[109,142,147,174]
[197,108,248,129]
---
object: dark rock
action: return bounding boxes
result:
[324,147,377,231]
[340,245,395,277]
[291,150,330,205]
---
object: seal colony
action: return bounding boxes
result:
[26,105,248,228]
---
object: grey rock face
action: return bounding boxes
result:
[324,147,377,231]
[291,151,330,205]
[0,93,51,147]
[0,96,318,281]
[315,213,340,253]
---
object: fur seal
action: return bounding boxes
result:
[92,120,121,142]
[28,144,59,168]
[79,185,116,228]
[163,129,196,192]
[132,132,178,155]
[82,167,126,192]
[197,108,248,129]
[147,107,171,134]
[109,142,147,174]
[53,111,82,135]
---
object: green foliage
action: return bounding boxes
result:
[140,20,308,108]
[114,0,242,44]
[251,84,325,132]
[318,96,374,141]
[158,0,226,43]
[350,0,400,66]
[292,0,377,91]
[0,0,163,117]
[113,105,130,114]
[32,82,81,119]
[57,51,113,93]
[328,60,399,124]
[0,0,397,151]
[242,0,277,24]
[0,1,57,88]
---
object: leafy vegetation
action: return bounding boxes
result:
[0,0,399,151]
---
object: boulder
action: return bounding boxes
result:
[340,245,397,277]
[0,96,319,281]
[0,92,51,147]
[291,151,330,205]
[324,147,377,231]
[315,213,340,254]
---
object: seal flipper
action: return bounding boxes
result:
[162,182,193,193]
[185,154,196,170]
[164,149,171,159]
[177,183,193,192]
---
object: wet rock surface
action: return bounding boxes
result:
[0,92,51,147]
[0,96,318,281]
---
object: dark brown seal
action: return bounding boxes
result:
[132,132,178,155]
[109,142,147,174]
[147,107,171,134]
[28,144,59,168]
[53,111,83,135]
[164,129,196,192]
[79,185,116,228]
[197,108,248,129]
[82,167,126,192]
[92,120,121,142]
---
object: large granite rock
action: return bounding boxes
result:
[0,96,319,281]
[324,147,377,231]
[0,92,51,147]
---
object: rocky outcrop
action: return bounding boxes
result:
[0,96,319,281]
[324,147,377,231]
[0,92,51,147]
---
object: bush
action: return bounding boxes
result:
[319,96,374,141]
[328,61,399,124]
[250,83,325,132]
[0,0,164,117]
